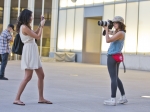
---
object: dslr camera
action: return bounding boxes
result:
[98,20,113,36]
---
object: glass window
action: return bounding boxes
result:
[101,5,114,53]
[75,0,84,6]
[0,0,4,33]
[94,0,103,6]
[73,8,84,51]
[68,0,75,7]
[125,2,138,53]
[10,0,18,25]
[60,0,67,8]
[85,0,94,6]
[57,10,67,50]
[114,3,126,20]
[65,9,75,51]
[137,1,150,54]
[42,0,52,57]
[104,0,114,5]
[20,0,28,11]
[115,3,126,52]
[34,0,42,53]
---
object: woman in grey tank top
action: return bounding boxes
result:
[103,16,128,106]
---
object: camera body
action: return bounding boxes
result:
[98,20,113,36]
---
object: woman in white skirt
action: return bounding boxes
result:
[13,9,52,105]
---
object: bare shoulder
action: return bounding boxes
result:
[22,25,29,30]
[115,31,125,37]
[21,25,30,35]
[112,31,124,40]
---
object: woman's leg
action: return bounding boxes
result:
[104,55,118,105]
[14,69,33,104]
[35,67,52,104]
[116,63,128,104]
[107,55,118,98]
[35,67,44,101]
[116,63,125,96]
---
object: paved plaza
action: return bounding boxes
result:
[0,61,150,112]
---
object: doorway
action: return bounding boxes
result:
[82,17,102,64]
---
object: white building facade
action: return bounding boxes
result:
[57,0,150,71]
[1,0,150,71]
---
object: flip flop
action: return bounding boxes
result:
[13,101,25,106]
[38,101,53,104]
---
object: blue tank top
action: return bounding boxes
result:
[107,32,125,55]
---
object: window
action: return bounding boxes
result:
[0,0,4,33]
[42,0,52,56]
[125,2,138,53]
[137,1,150,54]
[34,0,42,53]
[20,0,28,11]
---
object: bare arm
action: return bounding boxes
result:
[22,25,43,40]
[22,19,45,40]
[105,28,124,43]
[34,27,40,34]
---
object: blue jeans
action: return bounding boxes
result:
[0,53,9,78]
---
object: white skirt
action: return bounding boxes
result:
[21,42,42,70]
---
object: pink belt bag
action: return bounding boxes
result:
[112,53,126,73]
[112,53,124,62]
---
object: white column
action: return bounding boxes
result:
[3,0,11,30]
[28,0,35,29]
[18,0,21,17]
[50,0,59,57]
[39,0,45,57]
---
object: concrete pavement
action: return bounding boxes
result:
[0,61,150,112]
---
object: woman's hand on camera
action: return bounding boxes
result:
[40,19,46,27]
[103,26,108,31]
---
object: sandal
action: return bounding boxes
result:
[13,101,25,106]
[38,100,53,104]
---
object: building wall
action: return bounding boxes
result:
[57,0,150,71]
[2,0,150,71]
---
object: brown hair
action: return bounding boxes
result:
[16,9,32,33]
[115,22,126,33]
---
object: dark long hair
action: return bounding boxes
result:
[115,22,126,33]
[16,9,32,33]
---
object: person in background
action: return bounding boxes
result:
[0,24,14,80]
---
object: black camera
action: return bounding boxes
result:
[98,20,113,36]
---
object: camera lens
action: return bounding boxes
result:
[101,21,104,26]
[98,20,109,26]
[104,21,107,26]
